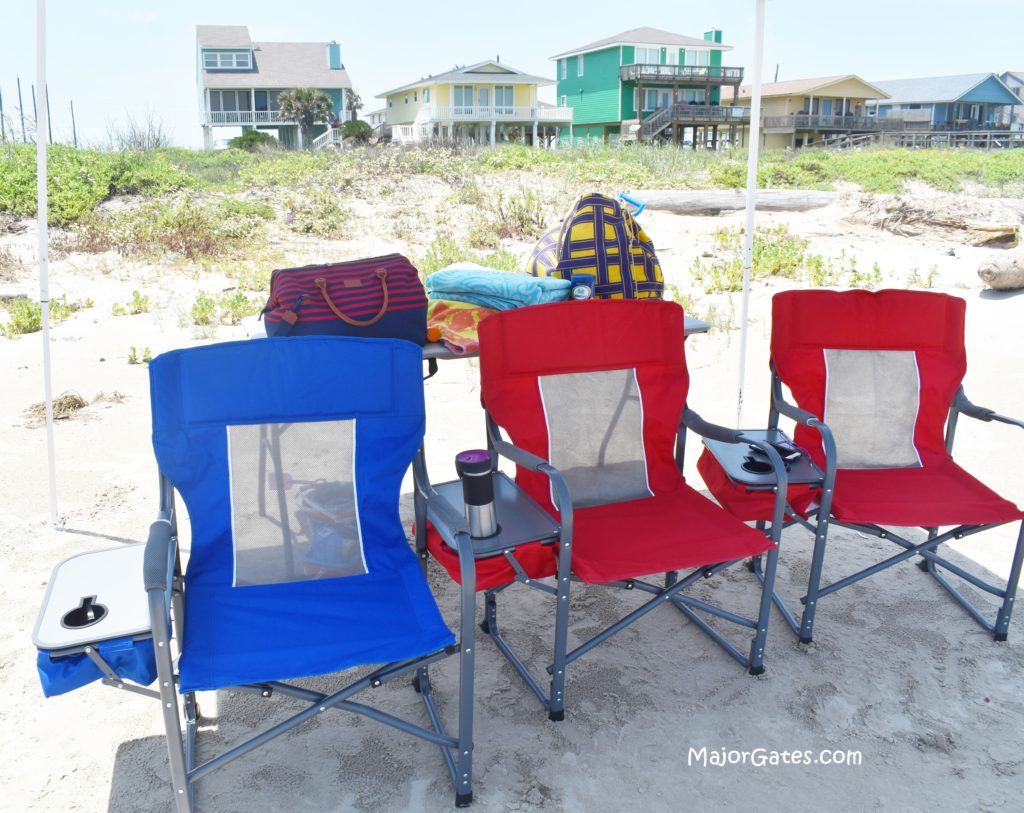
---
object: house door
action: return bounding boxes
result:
[970,104,981,123]
[659,90,671,109]
[477,87,490,114]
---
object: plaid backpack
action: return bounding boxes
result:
[525,193,663,299]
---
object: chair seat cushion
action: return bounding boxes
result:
[830,460,1024,527]
[571,484,774,584]
[179,540,455,693]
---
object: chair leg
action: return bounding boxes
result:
[454,542,477,807]
[749,544,780,675]
[151,592,191,813]
[548,538,572,722]
[480,591,498,635]
[994,521,1024,642]
[799,515,829,644]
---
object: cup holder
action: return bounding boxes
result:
[61,595,108,629]
[741,458,773,475]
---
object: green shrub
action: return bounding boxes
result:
[287,188,349,238]
[414,236,520,277]
[229,131,280,152]
[190,292,217,326]
[1,295,86,337]
[217,290,263,325]
[128,346,153,364]
[219,198,276,220]
[112,290,151,316]
[342,120,373,143]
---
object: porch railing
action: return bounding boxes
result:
[424,105,573,122]
[763,113,904,131]
[204,110,293,125]
[620,64,744,84]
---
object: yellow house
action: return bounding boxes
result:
[722,75,896,148]
[375,60,573,145]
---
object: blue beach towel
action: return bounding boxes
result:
[425,263,570,311]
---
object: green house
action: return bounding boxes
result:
[551,26,748,145]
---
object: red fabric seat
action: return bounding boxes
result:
[569,484,773,584]
[829,461,1023,527]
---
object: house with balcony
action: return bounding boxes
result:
[866,73,1021,130]
[375,60,572,146]
[196,25,352,150]
[721,75,895,149]
[550,26,748,145]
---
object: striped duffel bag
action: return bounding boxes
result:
[262,254,428,343]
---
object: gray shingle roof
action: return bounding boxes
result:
[200,38,351,90]
[196,25,252,49]
[550,27,731,60]
[870,74,1016,105]
[375,61,552,98]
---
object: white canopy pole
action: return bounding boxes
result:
[737,0,767,427]
[36,0,59,527]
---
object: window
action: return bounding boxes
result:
[577,54,584,77]
[424,88,430,102]
[404,95,408,104]
[388,99,393,107]
[254,90,268,112]
[453,85,473,114]
[686,49,710,67]
[666,49,679,66]
[413,91,418,102]
[560,59,567,80]
[203,51,251,70]
[208,90,251,118]
[643,89,659,111]
[635,47,659,65]
[495,85,514,114]
[560,95,567,108]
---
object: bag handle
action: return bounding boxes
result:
[314,269,389,327]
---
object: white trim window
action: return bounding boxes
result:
[560,95,567,108]
[577,54,584,77]
[413,91,418,102]
[453,85,474,115]
[686,49,710,67]
[495,85,514,114]
[634,46,660,65]
[560,59,567,80]
[666,49,679,66]
[424,88,430,103]
[203,51,251,70]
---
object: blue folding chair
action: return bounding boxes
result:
[35,337,478,810]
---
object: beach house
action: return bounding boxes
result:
[375,60,572,146]
[867,73,1021,129]
[196,25,352,150]
[550,26,748,145]
[721,75,896,149]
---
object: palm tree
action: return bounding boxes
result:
[345,88,363,121]
[278,88,333,150]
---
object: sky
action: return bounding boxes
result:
[1,0,1021,149]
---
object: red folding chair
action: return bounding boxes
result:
[702,289,1024,645]
[417,300,789,720]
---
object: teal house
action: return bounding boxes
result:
[196,25,352,150]
[550,26,748,145]
[867,74,1021,129]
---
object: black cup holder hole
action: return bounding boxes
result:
[741,459,773,474]
[61,595,108,629]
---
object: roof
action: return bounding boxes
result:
[1001,71,1024,86]
[196,25,252,48]
[721,75,890,102]
[375,61,553,98]
[869,74,1019,105]
[198,29,351,90]
[550,27,732,60]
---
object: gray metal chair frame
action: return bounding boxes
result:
[147,473,479,811]
[416,408,790,722]
[760,370,1024,645]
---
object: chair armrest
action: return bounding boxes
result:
[143,519,175,593]
[955,388,1024,430]
[425,493,471,539]
[772,392,822,428]
[682,407,744,444]
[486,413,574,539]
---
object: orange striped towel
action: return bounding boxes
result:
[426,300,498,355]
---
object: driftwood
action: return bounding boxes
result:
[978,252,1024,290]
[848,195,1021,247]
[627,189,837,215]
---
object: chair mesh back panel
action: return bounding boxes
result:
[228,420,365,586]
[479,300,687,515]
[824,349,922,469]
[772,290,967,469]
[539,368,652,507]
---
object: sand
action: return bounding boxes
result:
[2,188,1023,813]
